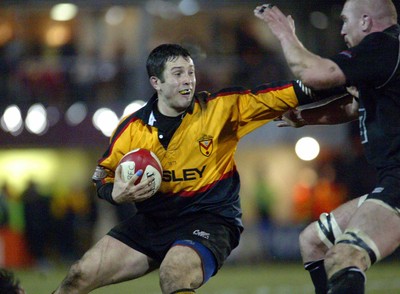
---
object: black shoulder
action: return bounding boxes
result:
[208,86,248,99]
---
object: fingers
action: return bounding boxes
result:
[131,176,155,201]
[257,3,274,14]
[133,175,156,202]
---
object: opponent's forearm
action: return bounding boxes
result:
[299,95,358,125]
[280,37,344,90]
[280,36,317,79]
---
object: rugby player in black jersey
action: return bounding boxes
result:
[255,1,400,293]
[53,42,322,293]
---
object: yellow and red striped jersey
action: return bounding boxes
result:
[93,80,313,228]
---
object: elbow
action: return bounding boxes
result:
[299,68,345,91]
[301,76,342,91]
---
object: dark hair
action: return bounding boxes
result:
[146,44,192,81]
[0,268,22,294]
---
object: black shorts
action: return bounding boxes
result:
[367,171,400,211]
[107,212,241,271]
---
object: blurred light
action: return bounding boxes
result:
[0,22,13,46]
[145,0,179,19]
[122,100,146,118]
[50,3,78,21]
[25,103,48,135]
[65,102,88,126]
[178,0,200,16]
[45,24,71,47]
[1,105,23,133]
[47,106,61,126]
[310,11,329,30]
[105,6,126,25]
[295,137,320,161]
[92,108,119,137]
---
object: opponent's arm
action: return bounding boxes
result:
[254,4,346,90]
[277,94,358,128]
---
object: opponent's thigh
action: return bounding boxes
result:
[345,201,400,261]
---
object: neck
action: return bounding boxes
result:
[156,101,186,117]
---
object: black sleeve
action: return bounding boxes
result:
[292,80,348,105]
[95,182,118,205]
[313,86,349,99]
[329,30,399,87]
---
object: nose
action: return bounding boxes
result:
[183,73,194,84]
[340,25,346,37]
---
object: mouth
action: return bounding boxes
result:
[179,89,191,95]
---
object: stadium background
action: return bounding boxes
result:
[0,1,399,292]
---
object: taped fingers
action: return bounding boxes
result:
[258,3,274,13]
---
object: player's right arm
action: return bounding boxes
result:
[276,94,358,128]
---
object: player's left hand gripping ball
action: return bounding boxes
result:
[118,148,163,196]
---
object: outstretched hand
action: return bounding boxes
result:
[274,109,306,128]
[254,4,296,41]
[112,165,156,204]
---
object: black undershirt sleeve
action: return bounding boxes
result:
[96,182,118,205]
[292,80,347,105]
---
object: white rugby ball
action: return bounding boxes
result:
[118,148,163,195]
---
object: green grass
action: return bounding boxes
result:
[14,261,400,294]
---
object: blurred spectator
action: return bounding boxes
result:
[311,160,348,220]
[0,184,10,227]
[292,158,348,224]
[59,39,79,106]
[50,185,98,262]
[70,49,99,103]
[21,181,51,267]
[0,37,24,108]
[292,167,317,224]
[254,170,275,259]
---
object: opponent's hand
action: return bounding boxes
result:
[111,165,156,204]
[254,4,296,41]
[275,109,306,128]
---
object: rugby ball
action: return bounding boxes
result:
[118,148,163,195]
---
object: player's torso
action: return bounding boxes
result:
[127,99,240,195]
[337,26,400,169]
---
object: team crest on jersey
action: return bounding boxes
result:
[198,135,213,157]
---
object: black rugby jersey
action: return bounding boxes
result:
[93,80,315,229]
[330,24,400,170]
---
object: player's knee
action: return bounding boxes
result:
[325,244,370,278]
[299,222,317,249]
[60,260,91,291]
[299,213,342,261]
[159,252,202,294]
[315,212,342,248]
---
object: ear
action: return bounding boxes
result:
[361,14,372,32]
[149,76,160,90]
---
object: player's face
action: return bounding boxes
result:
[340,1,366,48]
[152,56,196,116]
